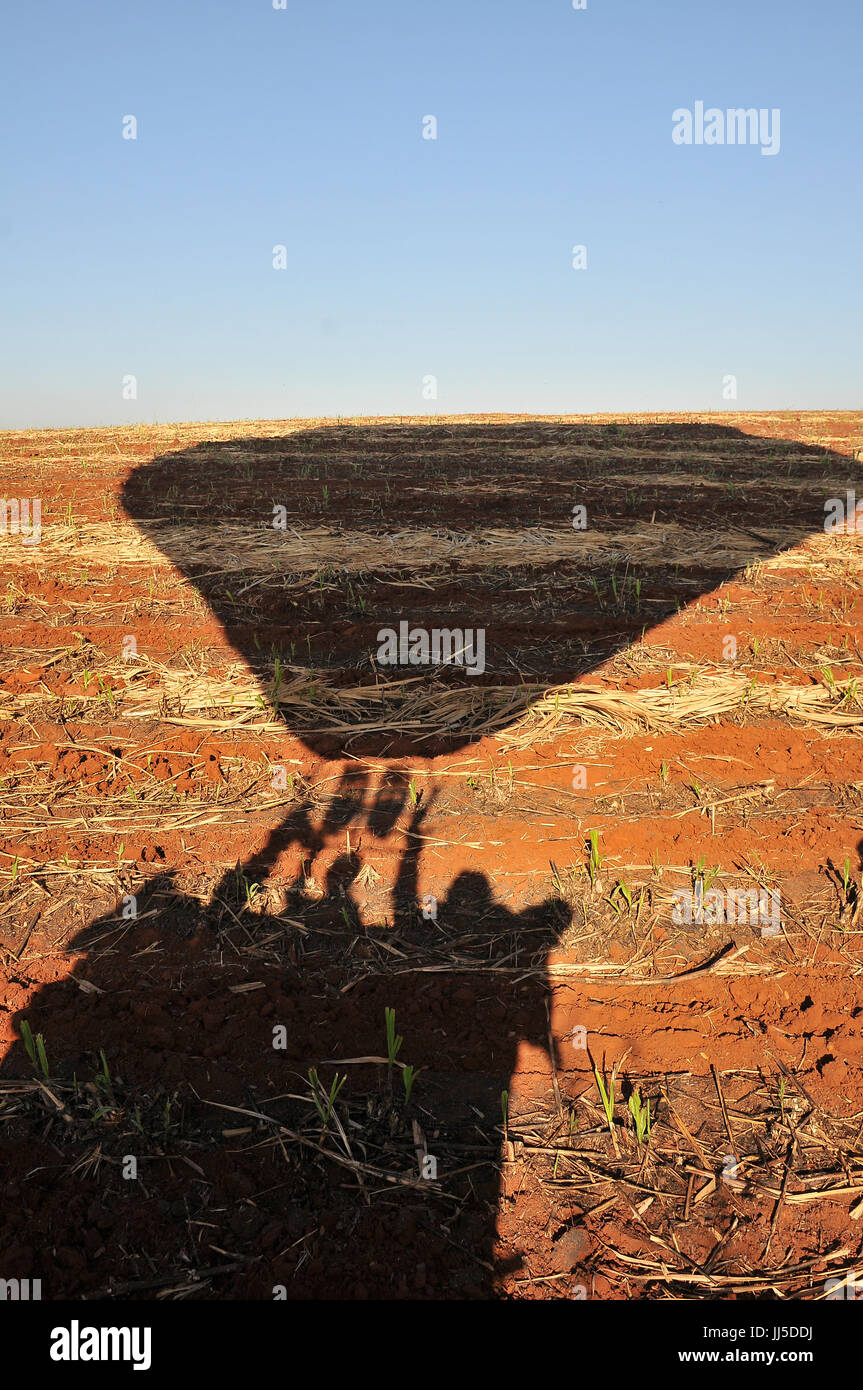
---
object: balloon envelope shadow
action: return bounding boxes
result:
[120,419,837,760]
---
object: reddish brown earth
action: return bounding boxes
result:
[1,412,862,1300]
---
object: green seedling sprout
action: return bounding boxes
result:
[385,1007,403,1069]
[694,856,720,892]
[402,1065,418,1104]
[20,1019,49,1080]
[628,1088,651,1145]
[594,1062,616,1134]
[587,830,604,886]
[307,1067,346,1128]
[95,1049,116,1107]
[615,881,633,911]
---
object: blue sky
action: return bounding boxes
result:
[1,0,861,427]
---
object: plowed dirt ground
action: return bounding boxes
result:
[1,412,862,1300]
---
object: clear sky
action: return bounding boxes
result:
[1,0,861,428]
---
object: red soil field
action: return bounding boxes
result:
[1,411,862,1300]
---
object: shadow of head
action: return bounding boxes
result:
[121,419,840,760]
